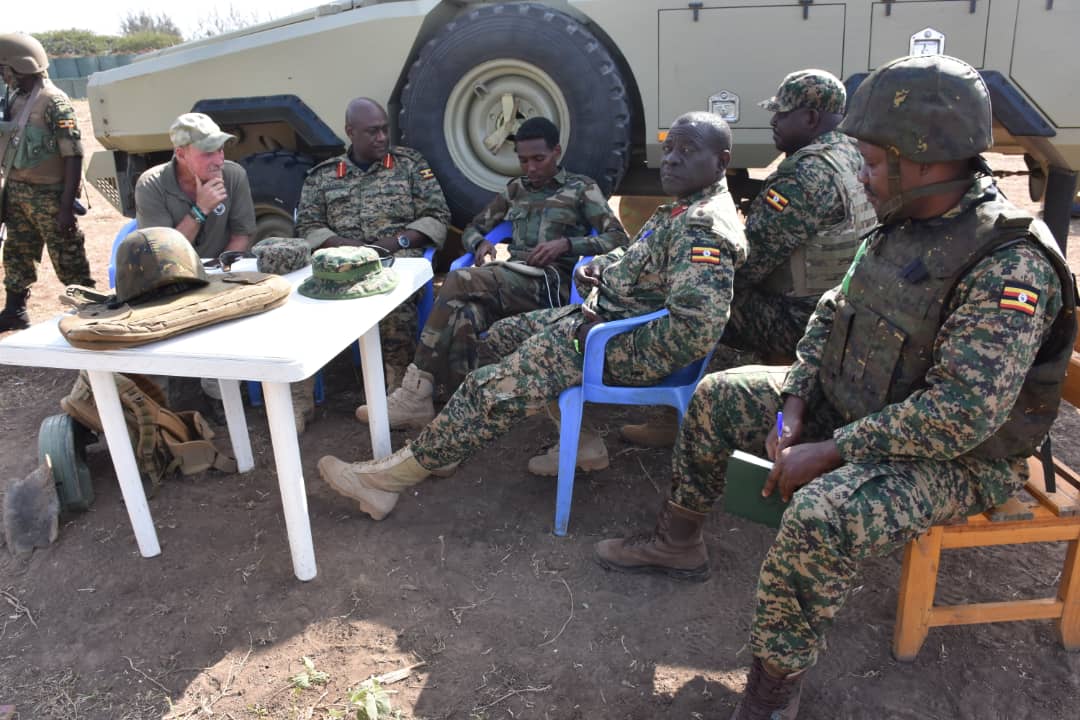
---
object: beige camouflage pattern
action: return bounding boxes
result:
[669,179,1065,674]
[758,69,847,114]
[295,145,451,369]
[407,179,746,470]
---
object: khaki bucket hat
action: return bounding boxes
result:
[298,247,399,300]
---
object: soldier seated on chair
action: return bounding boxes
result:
[318,111,746,517]
[354,116,628,461]
[596,55,1076,720]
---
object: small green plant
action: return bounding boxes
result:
[346,678,395,720]
[290,656,330,690]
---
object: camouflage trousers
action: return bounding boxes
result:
[670,365,1027,674]
[410,303,671,469]
[379,247,431,372]
[720,288,817,364]
[413,263,570,398]
[2,181,93,292]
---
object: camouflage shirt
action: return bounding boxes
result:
[583,179,748,372]
[783,177,1064,462]
[295,145,451,250]
[739,130,868,289]
[461,168,627,274]
[6,79,83,185]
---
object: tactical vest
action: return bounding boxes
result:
[819,193,1077,460]
[760,142,877,298]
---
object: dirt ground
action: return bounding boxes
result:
[1,101,1079,720]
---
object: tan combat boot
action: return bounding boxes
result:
[317,455,401,520]
[526,427,610,476]
[619,408,678,448]
[593,500,710,581]
[355,363,435,430]
[729,658,805,720]
[291,377,316,435]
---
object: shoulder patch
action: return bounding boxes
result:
[419,167,435,181]
[691,245,722,265]
[999,282,1039,316]
[764,188,789,212]
[56,118,77,130]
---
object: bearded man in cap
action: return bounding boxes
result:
[597,55,1076,719]
[0,33,94,332]
[621,68,875,448]
[135,112,256,258]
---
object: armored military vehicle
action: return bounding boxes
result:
[85,0,1079,246]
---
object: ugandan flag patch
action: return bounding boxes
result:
[764,188,789,212]
[999,283,1039,316]
[56,118,76,129]
[419,167,435,181]
[691,246,722,265]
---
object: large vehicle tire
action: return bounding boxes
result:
[399,2,632,227]
[240,151,315,243]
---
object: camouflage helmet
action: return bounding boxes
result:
[0,33,49,75]
[840,54,992,162]
[114,227,209,305]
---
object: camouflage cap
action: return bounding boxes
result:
[298,247,399,300]
[169,113,235,152]
[114,227,209,306]
[759,69,847,114]
[251,237,311,275]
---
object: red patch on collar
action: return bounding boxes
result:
[336,161,347,178]
[383,154,394,170]
[670,205,687,218]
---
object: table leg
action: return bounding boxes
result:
[358,325,392,459]
[217,379,253,472]
[262,380,317,581]
[86,370,161,558]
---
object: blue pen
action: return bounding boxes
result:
[776,411,784,441]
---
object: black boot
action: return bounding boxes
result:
[730,657,805,720]
[0,289,30,332]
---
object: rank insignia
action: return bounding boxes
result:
[383,153,395,170]
[419,167,435,180]
[691,246,721,265]
[670,205,687,218]
[336,161,347,178]
[998,283,1039,316]
[764,188,789,212]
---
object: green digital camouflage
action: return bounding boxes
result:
[298,246,398,300]
[251,236,311,275]
[113,227,209,304]
[406,179,746,470]
[758,68,847,114]
[295,144,451,370]
[839,54,992,163]
[668,179,1067,675]
[412,170,627,398]
[2,181,92,293]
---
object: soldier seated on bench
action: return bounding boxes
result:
[595,55,1077,719]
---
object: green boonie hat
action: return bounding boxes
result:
[759,69,846,114]
[170,112,235,152]
[252,237,311,275]
[298,247,399,300]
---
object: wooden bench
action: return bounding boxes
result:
[892,323,1080,661]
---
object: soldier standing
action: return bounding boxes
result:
[596,55,1076,719]
[0,33,93,332]
[621,69,875,448]
[317,111,746,521]
[295,96,451,393]
[354,117,627,476]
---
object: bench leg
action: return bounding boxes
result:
[893,526,944,662]
[1058,539,1080,650]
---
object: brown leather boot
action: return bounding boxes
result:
[730,658,805,720]
[619,408,678,448]
[593,500,709,581]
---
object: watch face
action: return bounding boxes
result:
[397,235,410,248]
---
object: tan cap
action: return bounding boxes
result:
[169,112,234,152]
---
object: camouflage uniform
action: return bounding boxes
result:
[416,169,627,397]
[2,79,92,292]
[669,178,1070,674]
[727,129,874,361]
[408,179,746,469]
[295,145,450,369]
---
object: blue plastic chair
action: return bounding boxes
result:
[108,218,139,288]
[553,309,716,536]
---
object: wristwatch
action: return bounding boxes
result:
[396,234,411,249]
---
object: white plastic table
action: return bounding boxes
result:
[0,258,432,581]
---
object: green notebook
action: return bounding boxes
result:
[722,450,789,528]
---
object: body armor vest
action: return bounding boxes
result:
[761,141,877,298]
[819,191,1076,460]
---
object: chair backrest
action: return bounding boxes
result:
[108,218,139,289]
